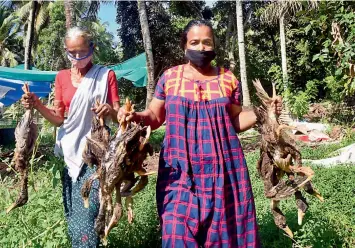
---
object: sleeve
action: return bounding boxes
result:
[54,73,63,102]
[53,72,65,116]
[154,72,166,100]
[107,70,120,104]
[231,74,243,106]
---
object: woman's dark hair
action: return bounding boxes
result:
[180,19,215,50]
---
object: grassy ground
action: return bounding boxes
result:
[0,128,354,247]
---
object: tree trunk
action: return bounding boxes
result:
[279,13,288,88]
[230,33,237,72]
[24,1,38,70]
[64,0,74,29]
[226,12,237,72]
[137,1,155,109]
[236,0,251,106]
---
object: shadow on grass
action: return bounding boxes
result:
[258,208,346,248]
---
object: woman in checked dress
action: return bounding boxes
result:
[119,20,282,248]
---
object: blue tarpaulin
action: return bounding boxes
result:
[0,77,51,106]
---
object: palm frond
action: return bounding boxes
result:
[1,48,19,67]
[261,0,318,25]
[0,14,20,43]
[261,2,282,25]
[35,3,50,32]
[86,0,101,20]
[16,1,31,21]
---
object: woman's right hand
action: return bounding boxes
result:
[117,106,135,123]
[21,92,39,109]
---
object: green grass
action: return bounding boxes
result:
[149,126,166,152]
[0,129,354,247]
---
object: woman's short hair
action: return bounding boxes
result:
[180,19,215,50]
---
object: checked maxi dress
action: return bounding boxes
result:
[155,65,260,248]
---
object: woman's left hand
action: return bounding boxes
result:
[91,103,113,118]
[273,96,283,115]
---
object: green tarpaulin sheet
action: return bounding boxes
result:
[0,66,57,82]
[0,53,147,87]
[108,53,147,87]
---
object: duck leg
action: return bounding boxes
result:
[125,196,134,224]
[120,173,138,197]
[130,175,148,195]
[271,200,293,238]
[104,193,114,238]
[103,183,123,242]
[95,169,107,244]
[294,191,308,225]
[95,190,107,243]
[303,180,324,202]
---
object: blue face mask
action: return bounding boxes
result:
[66,42,94,61]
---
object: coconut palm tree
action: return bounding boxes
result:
[15,0,54,69]
[24,1,37,70]
[261,0,318,88]
[137,0,155,108]
[64,0,73,29]
[0,6,21,67]
[63,0,105,30]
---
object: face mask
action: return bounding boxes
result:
[67,54,92,69]
[66,44,94,69]
[185,49,216,68]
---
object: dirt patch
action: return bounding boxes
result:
[304,103,328,122]
[329,125,344,140]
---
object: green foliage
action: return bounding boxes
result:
[306,2,355,101]
[149,126,165,151]
[34,1,68,71]
[284,79,321,119]
[267,64,283,86]
[0,5,22,66]
[288,90,310,119]
[0,168,69,247]
[2,102,24,121]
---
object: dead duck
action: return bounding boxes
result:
[81,99,110,208]
[6,83,38,213]
[253,79,323,238]
[82,98,153,245]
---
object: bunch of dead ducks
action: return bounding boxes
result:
[6,93,154,244]
[82,98,154,244]
[253,79,324,239]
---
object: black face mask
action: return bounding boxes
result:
[185,49,216,68]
